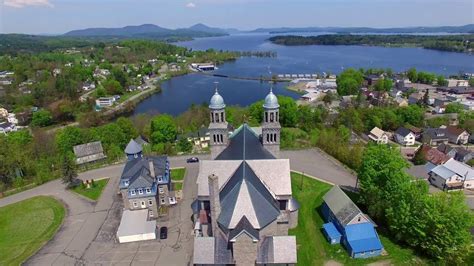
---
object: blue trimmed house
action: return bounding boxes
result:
[119,139,171,218]
[321,186,383,258]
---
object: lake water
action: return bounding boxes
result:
[133,33,474,116]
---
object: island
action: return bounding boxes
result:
[268,34,474,53]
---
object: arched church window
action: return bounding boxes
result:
[215,113,219,123]
[270,112,274,122]
[213,134,216,143]
[221,112,224,122]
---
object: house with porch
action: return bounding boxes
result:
[321,186,383,258]
[428,158,474,191]
[368,127,389,144]
[446,126,470,145]
[422,128,449,146]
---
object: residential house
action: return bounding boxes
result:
[454,148,474,164]
[0,122,16,135]
[82,82,96,91]
[119,154,170,218]
[446,126,470,145]
[433,98,450,114]
[460,101,474,111]
[449,87,474,95]
[95,97,116,108]
[428,158,474,190]
[406,125,423,140]
[192,89,298,265]
[446,79,469,87]
[73,141,107,166]
[420,145,450,165]
[368,127,389,144]
[422,128,449,146]
[321,186,383,258]
[408,93,422,105]
[437,143,457,158]
[394,127,415,146]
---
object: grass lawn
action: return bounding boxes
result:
[171,168,186,181]
[289,172,427,265]
[0,196,65,265]
[71,178,109,201]
[173,182,183,191]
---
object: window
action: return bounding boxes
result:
[215,113,219,122]
[149,210,154,217]
[133,201,138,208]
[213,134,216,143]
[357,217,361,222]
[160,198,166,204]
[266,134,269,142]
[221,112,224,122]
[265,112,268,123]
[124,181,129,186]
[134,153,138,158]
[138,189,143,194]
[141,201,146,208]
[159,187,164,194]
[270,112,274,122]
[130,189,136,195]
[148,200,153,205]
[146,188,151,193]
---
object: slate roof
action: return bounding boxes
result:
[256,236,297,264]
[124,139,142,154]
[128,167,154,189]
[323,186,365,226]
[229,216,259,241]
[216,124,275,160]
[395,127,413,138]
[120,156,168,189]
[424,128,448,140]
[73,141,106,165]
[421,145,449,165]
[446,126,467,137]
[437,143,455,155]
[193,237,215,264]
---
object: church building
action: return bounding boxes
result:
[192,88,299,265]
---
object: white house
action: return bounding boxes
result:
[95,97,116,108]
[368,127,389,144]
[428,158,474,191]
[394,127,415,146]
[460,101,474,111]
[447,79,469,88]
[0,122,16,135]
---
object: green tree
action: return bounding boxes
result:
[322,92,334,105]
[177,138,193,153]
[278,96,298,127]
[445,102,464,114]
[336,68,363,96]
[412,146,427,165]
[150,115,177,144]
[102,79,124,95]
[407,68,417,82]
[55,126,88,154]
[31,109,53,127]
[469,78,474,87]
[61,152,77,186]
[373,78,393,92]
[116,117,138,140]
[437,75,448,86]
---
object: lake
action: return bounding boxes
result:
[133,33,474,116]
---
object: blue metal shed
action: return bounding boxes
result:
[343,223,383,258]
[322,222,341,244]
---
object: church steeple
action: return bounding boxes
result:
[208,82,229,159]
[262,86,281,158]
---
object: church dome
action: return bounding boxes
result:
[263,89,279,109]
[209,89,226,109]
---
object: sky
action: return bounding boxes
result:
[0,0,473,34]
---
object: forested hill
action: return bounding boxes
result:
[268,34,474,53]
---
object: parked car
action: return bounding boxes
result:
[160,226,168,239]
[186,157,199,163]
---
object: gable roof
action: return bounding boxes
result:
[73,141,104,158]
[215,124,275,160]
[437,143,455,154]
[124,139,142,154]
[323,186,364,226]
[446,126,468,137]
[443,158,474,180]
[229,216,259,241]
[424,128,448,140]
[344,223,383,253]
[395,127,413,137]
[369,127,386,139]
[421,145,449,165]
[256,236,297,264]
[120,156,168,189]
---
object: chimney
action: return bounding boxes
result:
[208,174,221,236]
[149,160,155,178]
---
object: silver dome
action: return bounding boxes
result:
[209,89,226,109]
[263,88,279,109]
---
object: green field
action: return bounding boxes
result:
[289,172,426,265]
[171,168,186,181]
[0,196,65,265]
[71,178,109,201]
[173,182,183,191]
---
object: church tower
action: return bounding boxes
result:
[208,85,229,159]
[262,88,281,158]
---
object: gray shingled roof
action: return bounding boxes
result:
[229,216,259,241]
[124,139,142,154]
[73,141,106,165]
[395,127,413,137]
[256,236,297,264]
[323,186,364,226]
[216,124,275,160]
[128,168,154,189]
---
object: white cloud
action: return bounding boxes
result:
[4,0,53,8]
[185,2,196,8]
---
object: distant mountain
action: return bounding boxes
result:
[187,23,227,34]
[64,24,227,39]
[252,24,474,34]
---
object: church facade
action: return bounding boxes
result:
[192,88,299,265]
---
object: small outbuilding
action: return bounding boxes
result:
[117,209,156,243]
[322,222,341,244]
[73,141,107,166]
